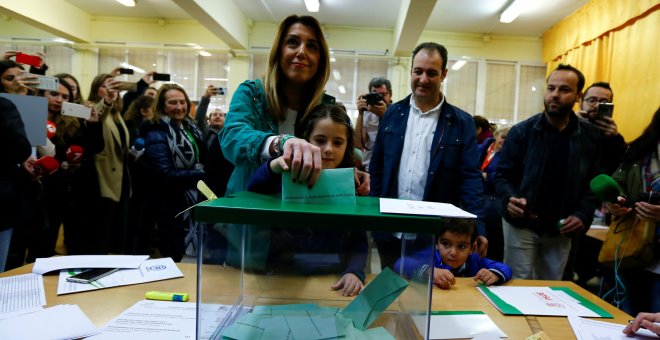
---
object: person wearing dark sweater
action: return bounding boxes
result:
[394,218,512,289]
[247,104,368,297]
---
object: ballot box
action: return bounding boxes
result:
[194,191,445,339]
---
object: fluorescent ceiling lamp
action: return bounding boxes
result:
[330,57,336,63]
[338,85,346,94]
[332,70,341,80]
[451,60,466,71]
[304,0,319,12]
[500,0,528,23]
[120,62,145,74]
[116,0,136,7]
[204,78,228,82]
[199,51,212,57]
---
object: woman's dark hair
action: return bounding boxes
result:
[150,83,191,122]
[40,76,79,142]
[55,73,83,103]
[124,95,154,122]
[301,104,354,169]
[0,59,25,93]
[623,107,660,164]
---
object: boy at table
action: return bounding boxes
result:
[394,218,512,289]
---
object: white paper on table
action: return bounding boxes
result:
[33,255,149,274]
[479,286,602,317]
[0,273,46,315]
[429,312,507,339]
[568,315,659,339]
[57,257,183,295]
[88,300,196,340]
[590,225,609,230]
[0,304,99,340]
[380,197,477,218]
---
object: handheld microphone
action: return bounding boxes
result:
[46,121,56,139]
[590,174,627,204]
[66,145,84,164]
[129,137,146,159]
[34,156,60,176]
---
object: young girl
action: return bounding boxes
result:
[247,104,368,297]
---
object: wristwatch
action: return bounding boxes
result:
[271,134,283,157]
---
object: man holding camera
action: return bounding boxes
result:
[369,42,486,269]
[355,77,392,171]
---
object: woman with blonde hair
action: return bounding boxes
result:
[141,83,206,261]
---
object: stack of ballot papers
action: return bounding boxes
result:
[0,273,46,320]
[429,311,507,339]
[32,255,150,274]
[0,304,99,340]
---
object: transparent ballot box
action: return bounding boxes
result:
[193,191,441,339]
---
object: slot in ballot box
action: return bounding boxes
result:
[194,191,444,339]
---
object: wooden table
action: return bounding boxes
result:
[1,262,631,339]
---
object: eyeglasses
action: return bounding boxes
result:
[584,97,611,105]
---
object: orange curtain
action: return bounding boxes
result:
[542,0,660,141]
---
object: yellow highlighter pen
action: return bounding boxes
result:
[145,291,189,302]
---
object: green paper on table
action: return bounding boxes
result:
[282,168,356,205]
[341,267,409,330]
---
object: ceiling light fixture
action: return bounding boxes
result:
[451,60,466,71]
[116,0,136,7]
[304,0,320,12]
[120,62,145,74]
[500,0,528,23]
[199,51,212,57]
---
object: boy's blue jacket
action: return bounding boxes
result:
[393,246,512,284]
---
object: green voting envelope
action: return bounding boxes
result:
[341,267,409,330]
[282,168,356,205]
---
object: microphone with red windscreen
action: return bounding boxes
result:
[66,145,84,164]
[46,121,56,139]
[34,156,60,176]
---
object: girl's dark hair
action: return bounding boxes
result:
[301,104,354,168]
[123,95,154,122]
[40,76,79,142]
[623,107,660,164]
[0,59,25,93]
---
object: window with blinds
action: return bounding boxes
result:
[445,60,478,114]
[484,62,516,122]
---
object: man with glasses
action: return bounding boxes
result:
[578,82,626,174]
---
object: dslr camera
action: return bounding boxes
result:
[363,92,384,106]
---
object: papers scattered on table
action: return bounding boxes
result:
[0,273,46,317]
[282,168,356,205]
[57,257,183,295]
[478,285,612,318]
[429,311,507,339]
[0,304,99,340]
[380,198,477,218]
[33,255,149,274]
[88,300,196,340]
[568,315,659,339]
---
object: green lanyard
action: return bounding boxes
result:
[183,128,200,163]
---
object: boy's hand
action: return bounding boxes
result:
[269,156,289,174]
[473,268,499,286]
[433,268,455,290]
[331,273,363,297]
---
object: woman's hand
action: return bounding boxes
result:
[203,85,218,99]
[280,137,321,188]
[103,78,121,105]
[635,201,660,222]
[331,273,363,297]
[355,169,370,196]
[623,312,660,336]
[473,268,499,286]
[604,200,633,217]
